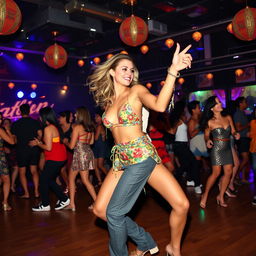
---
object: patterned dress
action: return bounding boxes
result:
[0,138,9,175]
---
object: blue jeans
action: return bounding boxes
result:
[106,157,157,256]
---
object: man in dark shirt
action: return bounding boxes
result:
[233,97,250,184]
[11,104,42,198]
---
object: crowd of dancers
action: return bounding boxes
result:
[0,45,256,255]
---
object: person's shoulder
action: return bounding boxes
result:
[131,84,146,92]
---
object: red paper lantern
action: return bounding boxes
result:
[140,45,149,54]
[119,14,148,47]
[8,82,15,89]
[31,83,37,90]
[93,57,101,65]
[77,59,84,67]
[106,53,114,59]
[160,81,165,86]
[0,0,22,35]
[232,6,256,41]
[16,52,24,61]
[165,39,174,48]
[146,82,152,89]
[44,43,68,69]
[192,31,202,42]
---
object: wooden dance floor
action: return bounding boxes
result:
[1,178,256,256]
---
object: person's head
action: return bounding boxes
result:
[169,101,186,128]
[75,106,94,132]
[58,110,73,125]
[39,107,58,127]
[236,97,247,110]
[88,54,139,107]
[200,96,222,130]
[2,118,11,129]
[20,104,30,116]
[187,100,201,116]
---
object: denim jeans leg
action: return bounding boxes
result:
[107,157,157,256]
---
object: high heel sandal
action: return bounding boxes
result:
[216,197,228,207]
[200,194,206,209]
[129,246,159,256]
[2,203,12,211]
[165,244,174,256]
[225,188,237,198]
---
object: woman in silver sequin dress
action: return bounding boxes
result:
[199,96,240,208]
[64,107,97,211]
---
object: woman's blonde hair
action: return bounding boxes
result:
[88,54,139,107]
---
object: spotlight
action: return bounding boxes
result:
[30,92,36,99]
[17,91,24,98]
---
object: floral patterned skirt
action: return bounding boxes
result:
[111,135,161,171]
[0,150,9,175]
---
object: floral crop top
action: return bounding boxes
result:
[102,102,141,129]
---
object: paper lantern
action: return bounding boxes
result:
[178,78,185,85]
[77,59,84,67]
[206,73,213,80]
[160,81,165,86]
[8,82,15,89]
[62,85,68,91]
[165,39,174,48]
[146,82,152,89]
[120,50,128,55]
[140,45,149,54]
[0,0,22,35]
[235,69,244,76]
[192,31,202,42]
[93,57,101,65]
[232,6,256,41]
[31,83,37,90]
[106,53,113,59]
[16,52,24,61]
[227,23,233,34]
[119,14,148,47]
[44,43,68,69]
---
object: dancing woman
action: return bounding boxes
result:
[200,96,240,208]
[88,43,192,256]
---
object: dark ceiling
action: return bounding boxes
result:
[1,0,256,83]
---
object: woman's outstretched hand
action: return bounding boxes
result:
[171,43,192,72]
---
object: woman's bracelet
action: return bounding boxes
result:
[167,68,180,78]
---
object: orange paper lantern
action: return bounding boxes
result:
[31,83,37,90]
[16,52,24,61]
[146,82,152,89]
[206,73,213,80]
[93,57,101,65]
[77,59,85,67]
[160,81,165,86]
[178,78,185,85]
[232,6,256,41]
[227,23,233,34]
[140,45,149,54]
[0,0,22,35]
[119,15,148,47]
[8,82,15,89]
[44,43,68,69]
[165,39,174,48]
[120,50,128,55]
[192,31,202,42]
[62,85,68,91]
[106,53,114,59]
[235,69,244,76]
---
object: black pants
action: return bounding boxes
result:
[173,142,201,186]
[40,160,68,206]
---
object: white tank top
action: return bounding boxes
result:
[175,122,188,142]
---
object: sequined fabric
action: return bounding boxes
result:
[0,138,9,175]
[210,126,233,166]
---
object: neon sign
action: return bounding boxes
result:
[0,99,54,119]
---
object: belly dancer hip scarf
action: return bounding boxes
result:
[110,135,161,171]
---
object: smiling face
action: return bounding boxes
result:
[110,59,135,87]
[212,97,223,113]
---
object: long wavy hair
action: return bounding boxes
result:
[39,107,64,142]
[75,106,95,132]
[88,54,139,108]
[200,96,218,131]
